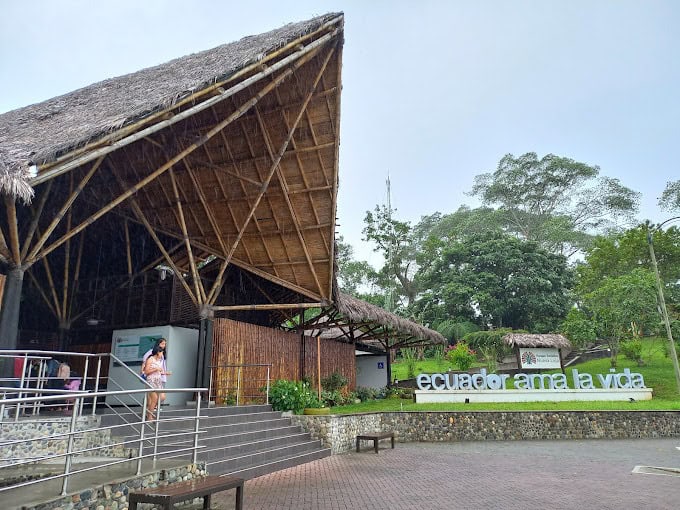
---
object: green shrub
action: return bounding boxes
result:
[268,379,320,414]
[355,386,378,402]
[620,339,644,364]
[321,389,344,407]
[321,372,348,392]
[445,342,476,371]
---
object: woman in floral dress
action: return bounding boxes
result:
[143,346,165,421]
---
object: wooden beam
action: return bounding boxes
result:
[126,194,198,306]
[213,302,325,311]
[4,196,22,266]
[30,26,341,186]
[328,38,343,296]
[200,162,262,187]
[61,176,74,321]
[0,221,11,262]
[41,253,63,322]
[67,231,85,323]
[26,157,104,265]
[27,270,59,319]
[124,220,133,276]
[169,168,205,303]
[20,180,53,260]
[34,47,325,265]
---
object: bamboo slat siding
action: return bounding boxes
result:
[211,318,355,403]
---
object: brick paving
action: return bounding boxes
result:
[212,439,680,509]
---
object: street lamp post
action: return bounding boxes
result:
[646,218,680,394]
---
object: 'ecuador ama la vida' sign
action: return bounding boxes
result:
[414,368,653,403]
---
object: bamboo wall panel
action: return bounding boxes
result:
[211,318,355,404]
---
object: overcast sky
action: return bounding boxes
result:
[1,0,678,266]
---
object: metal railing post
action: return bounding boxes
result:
[152,399,162,467]
[266,365,270,405]
[192,391,202,465]
[15,354,29,421]
[80,356,90,416]
[60,396,80,495]
[236,366,242,406]
[32,361,47,415]
[92,355,102,415]
[137,393,148,475]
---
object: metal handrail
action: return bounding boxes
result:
[0,387,208,496]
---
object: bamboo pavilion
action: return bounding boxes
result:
[0,13,443,388]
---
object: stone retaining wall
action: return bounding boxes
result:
[25,463,206,510]
[293,411,680,453]
[0,416,128,465]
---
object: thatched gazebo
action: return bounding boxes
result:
[0,12,442,387]
[503,333,572,372]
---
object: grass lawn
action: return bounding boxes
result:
[335,337,680,414]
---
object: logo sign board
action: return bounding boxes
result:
[377,362,385,369]
[519,347,561,369]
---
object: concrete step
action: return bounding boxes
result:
[218,447,331,480]
[205,439,325,475]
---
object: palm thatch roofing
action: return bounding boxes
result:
[0,13,342,203]
[296,291,446,352]
[0,12,440,353]
[503,333,572,349]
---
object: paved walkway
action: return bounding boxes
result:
[214,439,680,509]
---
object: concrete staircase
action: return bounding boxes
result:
[100,404,330,479]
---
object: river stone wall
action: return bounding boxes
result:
[293,411,680,453]
[0,416,129,465]
[24,462,206,510]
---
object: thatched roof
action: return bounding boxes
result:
[335,292,445,345]
[0,12,342,202]
[503,333,572,349]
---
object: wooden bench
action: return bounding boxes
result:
[129,475,243,510]
[356,431,395,453]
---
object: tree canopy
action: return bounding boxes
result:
[470,152,640,255]
[417,233,573,332]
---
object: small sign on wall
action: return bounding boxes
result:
[377,362,385,369]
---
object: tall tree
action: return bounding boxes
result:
[659,180,680,212]
[363,205,418,308]
[584,268,658,367]
[418,233,573,331]
[335,235,378,298]
[470,152,640,255]
[577,225,680,298]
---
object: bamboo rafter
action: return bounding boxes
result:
[4,196,22,266]
[26,156,104,265]
[169,168,206,303]
[125,193,198,306]
[20,180,53,261]
[255,105,326,298]
[213,302,325,311]
[27,270,59,319]
[205,46,335,305]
